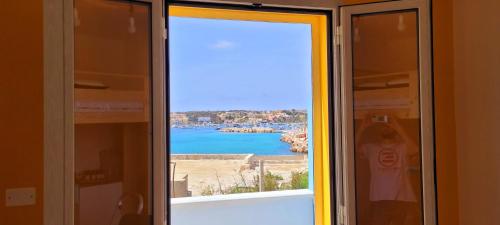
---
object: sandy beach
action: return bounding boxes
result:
[171,154,308,196]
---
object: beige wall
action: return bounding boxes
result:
[454,0,500,225]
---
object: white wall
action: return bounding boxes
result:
[454,0,500,224]
[171,190,315,225]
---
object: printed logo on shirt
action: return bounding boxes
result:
[377,148,400,168]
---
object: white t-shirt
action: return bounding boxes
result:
[360,142,417,202]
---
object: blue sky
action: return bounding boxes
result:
[169,17,312,112]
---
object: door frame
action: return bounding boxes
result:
[339,0,435,225]
[44,0,74,224]
[43,0,166,225]
[43,0,436,224]
[165,2,338,225]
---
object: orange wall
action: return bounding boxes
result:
[0,1,44,225]
[431,1,460,225]
[454,0,500,224]
[0,1,460,225]
[353,12,418,75]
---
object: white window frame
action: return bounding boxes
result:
[44,0,166,224]
[339,0,436,225]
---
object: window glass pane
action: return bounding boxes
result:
[74,1,152,225]
[169,9,319,225]
[169,16,313,197]
[351,11,423,225]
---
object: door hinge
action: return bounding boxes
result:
[335,26,342,46]
[162,19,167,40]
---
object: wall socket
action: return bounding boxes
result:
[5,187,36,207]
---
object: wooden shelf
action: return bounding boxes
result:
[354,71,419,119]
[74,69,149,124]
[76,179,122,188]
[75,88,148,124]
[75,70,147,91]
[75,70,145,78]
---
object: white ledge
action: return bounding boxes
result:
[171,189,314,205]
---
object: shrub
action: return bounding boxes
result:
[201,185,215,196]
[252,171,284,191]
[200,170,308,196]
[226,186,258,194]
[290,171,308,189]
[263,171,284,191]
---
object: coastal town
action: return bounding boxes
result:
[171,109,306,125]
[170,110,309,153]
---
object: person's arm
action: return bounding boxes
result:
[387,115,419,156]
[355,114,373,157]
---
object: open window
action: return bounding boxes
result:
[72,0,164,225]
[167,5,332,225]
[340,1,436,225]
[66,1,437,225]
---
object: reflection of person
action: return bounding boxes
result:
[355,114,418,225]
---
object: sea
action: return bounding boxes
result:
[170,127,296,155]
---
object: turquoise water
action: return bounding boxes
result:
[170,127,295,155]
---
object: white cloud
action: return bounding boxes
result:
[210,40,236,49]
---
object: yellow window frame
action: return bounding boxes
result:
[169,5,331,225]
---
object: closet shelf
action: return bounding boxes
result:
[354,71,419,119]
[75,70,145,78]
[75,88,148,124]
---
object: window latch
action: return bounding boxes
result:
[252,3,263,8]
[335,26,342,46]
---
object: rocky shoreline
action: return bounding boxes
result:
[280,129,308,153]
[217,126,309,153]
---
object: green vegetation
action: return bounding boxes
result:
[201,185,215,196]
[200,170,308,196]
[289,171,308,189]
[260,172,284,191]
[226,186,258,194]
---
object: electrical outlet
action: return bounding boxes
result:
[5,187,36,207]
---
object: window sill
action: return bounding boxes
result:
[170,189,315,225]
[171,189,313,205]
